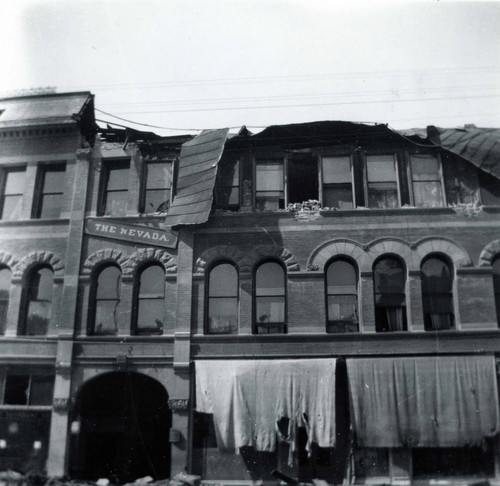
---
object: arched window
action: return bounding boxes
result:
[254,261,286,334]
[326,259,358,333]
[374,257,407,332]
[23,266,53,335]
[493,258,500,327]
[0,267,11,333]
[207,262,238,334]
[421,256,454,331]
[133,264,165,335]
[91,266,121,335]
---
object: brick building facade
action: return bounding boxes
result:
[1,91,500,484]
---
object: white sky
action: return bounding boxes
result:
[0,0,499,135]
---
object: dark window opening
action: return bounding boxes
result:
[493,258,500,327]
[98,161,130,216]
[34,164,66,219]
[142,162,171,213]
[0,168,26,220]
[214,159,240,209]
[366,155,398,209]
[322,156,354,209]
[287,154,318,204]
[207,263,238,334]
[374,257,407,332]
[353,447,389,479]
[326,260,358,333]
[421,257,454,331]
[0,267,11,334]
[134,264,164,335]
[254,262,286,334]
[255,160,284,211]
[3,374,54,406]
[23,267,53,336]
[91,266,121,335]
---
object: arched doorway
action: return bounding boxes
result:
[70,372,171,483]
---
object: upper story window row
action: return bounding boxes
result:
[0,164,67,221]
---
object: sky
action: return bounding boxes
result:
[0,0,499,136]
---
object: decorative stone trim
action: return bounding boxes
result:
[0,251,18,270]
[13,250,64,279]
[479,239,500,267]
[53,397,72,412]
[55,361,72,375]
[366,237,416,271]
[168,398,190,411]
[82,249,128,275]
[242,245,300,273]
[308,238,366,272]
[195,246,247,274]
[124,248,177,275]
[413,236,472,268]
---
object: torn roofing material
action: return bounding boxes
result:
[427,126,500,180]
[162,128,230,227]
[0,91,94,128]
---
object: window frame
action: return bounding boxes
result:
[0,166,27,221]
[407,152,446,208]
[214,159,241,210]
[132,262,165,335]
[32,163,66,219]
[364,153,401,209]
[205,260,239,335]
[141,160,173,214]
[373,255,408,332]
[3,372,55,407]
[320,154,356,210]
[253,259,287,334]
[0,266,11,334]
[88,264,122,336]
[97,159,130,217]
[493,257,500,327]
[325,257,359,333]
[254,158,285,211]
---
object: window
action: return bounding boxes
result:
[255,160,284,211]
[374,257,407,331]
[326,260,358,332]
[493,258,500,326]
[0,267,10,333]
[3,374,54,406]
[214,159,240,209]
[33,164,66,218]
[142,161,171,213]
[322,156,354,209]
[421,257,454,330]
[133,264,164,335]
[207,263,238,334]
[287,153,318,204]
[91,266,121,335]
[22,267,53,336]
[366,155,399,208]
[254,261,286,334]
[0,168,26,220]
[410,154,444,207]
[98,160,130,216]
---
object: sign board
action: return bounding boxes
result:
[85,219,178,249]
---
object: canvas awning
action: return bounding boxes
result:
[346,355,500,448]
[163,128,229,226]
[195,359,337,453]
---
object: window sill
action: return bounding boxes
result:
[0,218,69,226]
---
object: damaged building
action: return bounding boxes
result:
[1,91,500,484]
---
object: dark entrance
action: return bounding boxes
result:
[70,372,171,483]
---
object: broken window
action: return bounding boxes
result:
[134,264,164,335]
[3,373,54,406]
[287,154,318,204]
[493,258,500,327]
[207,263,238,334]
[23,267,53,336]
[214,159,240,209]
[0,267,10,334]
[326,259,358,333]
[98,160,130,216]
[0,167,26,220]
[92,265,121,335]
[254,261,286,334]
[142,161,171,213]
[322,156,354,209]
[255,160,284,211]
[33,164,66,219]
[410,154,444,207]
[366,155,399,209]
[374,257,407,331]
[421,257,454,331]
